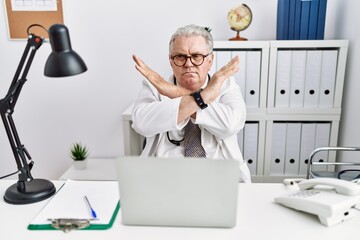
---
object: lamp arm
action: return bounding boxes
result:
[6,34,43,108]
[0,34,43,183]
[0,112,33,182]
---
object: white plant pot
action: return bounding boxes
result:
[73,159,87,170]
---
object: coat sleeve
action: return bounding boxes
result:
[131,79,185,137]
[195,77,246,139]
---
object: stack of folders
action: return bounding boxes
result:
[275,49,338,108]
[277,0,327,40]
[270,122,330,176]
[28,180,120,231]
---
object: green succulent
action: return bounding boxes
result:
[70,143,89,161]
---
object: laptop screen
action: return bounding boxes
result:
[116,157,240,228]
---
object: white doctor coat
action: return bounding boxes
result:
[132,75,251,182]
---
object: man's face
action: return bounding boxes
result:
[169,36,213,92]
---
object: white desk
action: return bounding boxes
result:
[59,158,117,180]
[0,180,359,240]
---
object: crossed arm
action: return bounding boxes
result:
[132,54,240,123]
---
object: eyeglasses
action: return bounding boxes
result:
[171,53,211,67]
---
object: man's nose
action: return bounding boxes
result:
[183,57,194,67]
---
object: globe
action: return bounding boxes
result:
[227,4,252,41]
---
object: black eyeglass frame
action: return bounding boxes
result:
[170,53,212,67]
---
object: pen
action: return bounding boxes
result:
[84,195,97,219]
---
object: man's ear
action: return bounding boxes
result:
[208,52,214,70]
[169,54,175,67]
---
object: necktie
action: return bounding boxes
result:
[184,121,206,157]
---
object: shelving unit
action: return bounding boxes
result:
[122,40,349,183]
[264,40,348,182]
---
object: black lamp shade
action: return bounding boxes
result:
[44,24,87,77]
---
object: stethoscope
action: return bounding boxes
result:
[166,74,210,146]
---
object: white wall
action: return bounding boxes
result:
[331,0,360,161]
[0,0,356,179]
[334,0,360,143]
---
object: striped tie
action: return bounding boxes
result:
[184,121,206,157]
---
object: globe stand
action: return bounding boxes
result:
[229,31,247,41]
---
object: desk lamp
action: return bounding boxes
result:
[0,24,87,204]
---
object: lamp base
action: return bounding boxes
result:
[4,179,56,204]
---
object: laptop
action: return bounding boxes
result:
[116,156,240,228]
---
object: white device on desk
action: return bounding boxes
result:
[116,157,240,228]
[275,178,360,227]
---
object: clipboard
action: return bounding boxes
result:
[28,180,120,231]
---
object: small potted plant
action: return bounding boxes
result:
[70,142,89,170]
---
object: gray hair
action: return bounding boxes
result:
[169,24,213,53]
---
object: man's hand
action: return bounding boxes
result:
[202,55,240,103]
[133,54,190,98]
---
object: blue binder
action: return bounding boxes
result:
[288,0,296,39]
[299,0,311,40]
[316,0,327,39]
[308,0,320,39]
[277,0,290,40]
[294,0,302,39]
